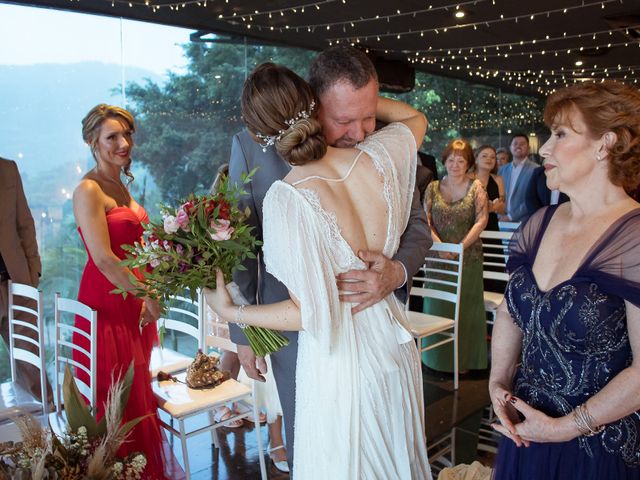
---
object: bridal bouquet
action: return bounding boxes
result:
[115,171,289,356]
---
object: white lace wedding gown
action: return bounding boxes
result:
[262,123,432,480]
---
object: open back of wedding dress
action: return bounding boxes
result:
[262,123,432,480]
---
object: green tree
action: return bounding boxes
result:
[394,72,546,156]
[126,42,315,204]
[126,40,545,203]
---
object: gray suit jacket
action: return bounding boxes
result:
[499,158,538,223]
[227,129,431,465]
[228,128,431,345]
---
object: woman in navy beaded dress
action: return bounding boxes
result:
[489,80,640,480]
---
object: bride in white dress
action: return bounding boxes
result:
[206,63,432,480]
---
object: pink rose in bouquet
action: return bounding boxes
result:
[176,208,190,231]
[116,170,289,356]
[210,219,234,241]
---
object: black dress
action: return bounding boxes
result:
[483,175,506,293]
[486,175,500,231]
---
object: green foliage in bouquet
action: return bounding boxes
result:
[0,363,148,479]
[114,170,289,356]
[116,171,260,299]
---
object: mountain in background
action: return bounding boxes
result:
[0,62,162,179]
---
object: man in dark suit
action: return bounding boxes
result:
[525,165,569,215]
[0,157,48,401]
[228,46,431,469]
[416,151,437,205]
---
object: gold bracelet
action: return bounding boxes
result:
[573,403,604,437]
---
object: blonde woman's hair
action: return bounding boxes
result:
[81,103,136,183]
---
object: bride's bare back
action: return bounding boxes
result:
[284,146,389,256]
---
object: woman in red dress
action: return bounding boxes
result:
[72,104,181,479]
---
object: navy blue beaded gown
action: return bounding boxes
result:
[493,205,640,480]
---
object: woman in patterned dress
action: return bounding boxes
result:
[422,138,489,373]
[490,81,640,479]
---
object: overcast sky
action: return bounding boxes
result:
[0,3,189,76]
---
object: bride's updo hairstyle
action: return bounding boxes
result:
[241,63,327,166]
[543,80,640,194]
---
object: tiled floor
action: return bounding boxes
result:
[166,364,494,479]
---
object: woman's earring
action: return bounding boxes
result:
[596,153,602,161]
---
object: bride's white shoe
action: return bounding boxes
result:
[268,445,290,473]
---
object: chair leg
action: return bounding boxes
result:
[208,410,220,448]
[453,336,459,390]
[179,419,191,479]
[252,382,268,480]
[451,427,457,465]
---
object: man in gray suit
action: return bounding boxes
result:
[499,133,538,223]
[228,46,431,469]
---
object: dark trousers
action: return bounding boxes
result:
[270,331,299,470]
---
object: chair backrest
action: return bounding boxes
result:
[204,303,237,354]
[7,281,48,414]
[498,221,520,233]
[158,290,205,353]
[410,242,464,320]
[480,230,514,285]
[54,293,97,413]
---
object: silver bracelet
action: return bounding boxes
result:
[235,304,248,329]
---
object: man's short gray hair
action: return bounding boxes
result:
[308,46,378,98]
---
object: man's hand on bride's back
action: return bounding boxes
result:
[336,251,405,314]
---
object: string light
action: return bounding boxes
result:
[218,0,337,20]
[324,0,617,42]
[58,0,639,93]
[242,0,489,33]
[421,40,636,62]
[380,25,640,56]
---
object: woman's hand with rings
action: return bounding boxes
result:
[489,383,530,448]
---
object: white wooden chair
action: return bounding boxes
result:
[498,220,520,233]
[49,294,97,434]
[150,291,205,377]
[0,281,48,439]
[407,242,464,390]
[152,360,267,479]
[480,230,514,325]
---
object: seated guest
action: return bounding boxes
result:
[499,133,538,223]
[490,80,640,479]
